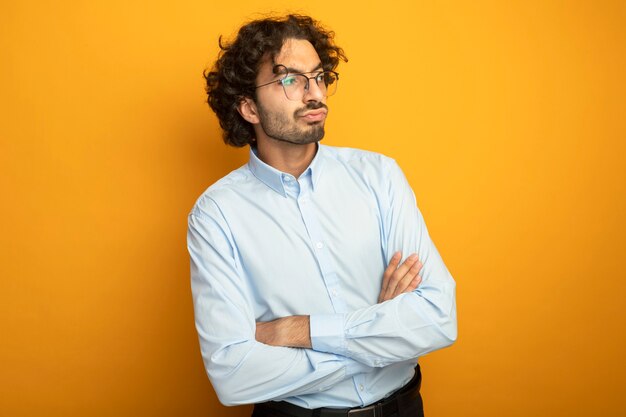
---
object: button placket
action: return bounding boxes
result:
[296,185,347,314]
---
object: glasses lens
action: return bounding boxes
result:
[322,72,338,97]
[281,72,339,100]
[282,74,306,101]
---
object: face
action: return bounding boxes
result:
[252,38,329,146]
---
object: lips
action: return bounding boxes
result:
[300,110,327,122]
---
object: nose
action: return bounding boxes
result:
[303,77,325,103]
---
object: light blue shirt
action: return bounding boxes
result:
[188,144,457,408]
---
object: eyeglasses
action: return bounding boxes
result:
[255,69,339,101]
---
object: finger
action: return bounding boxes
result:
[381,252,401,290]
[379,252,402,302]
[390,261,422,298]
[409,274,422,291]
[394,261,423,296]
[408,260,422,281]
[399,275,421,296]
[383,254,419,300]
[383,252,402,280]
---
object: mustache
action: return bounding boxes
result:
[294,101,328,117]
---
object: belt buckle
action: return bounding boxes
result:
[347,403,379,417]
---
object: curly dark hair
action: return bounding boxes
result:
[204,14,347,147]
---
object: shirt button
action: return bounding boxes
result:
[315,242,324,249]
[331,289,338,297]
[359,384,364,391]
[283,175,291,182]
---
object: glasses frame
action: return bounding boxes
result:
[255,69,340,101]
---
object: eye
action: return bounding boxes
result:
[281,75,299,87]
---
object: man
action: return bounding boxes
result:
[188,14,457,417]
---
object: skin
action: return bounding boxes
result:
[237,38,422,348]
[237,38,327,177]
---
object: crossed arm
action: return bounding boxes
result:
[256,251,423,348]
[189,158,457,405]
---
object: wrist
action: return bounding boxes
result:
[256,315,311,348]
[284,316,311,348]
[280,315,311,348]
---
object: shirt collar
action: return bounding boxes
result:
[248,144,325,196]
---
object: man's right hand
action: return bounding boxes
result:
[378,252,422,303]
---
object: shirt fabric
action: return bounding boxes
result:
[188,144,457,408]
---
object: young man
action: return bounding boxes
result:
[188,14,457,417]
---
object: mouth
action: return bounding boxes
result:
[300,109,327,122]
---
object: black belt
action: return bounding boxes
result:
[253,365,422,417]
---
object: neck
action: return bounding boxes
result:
[255,139,318,178]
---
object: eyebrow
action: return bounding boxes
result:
[273,62,324,75]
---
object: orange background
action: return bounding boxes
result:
[1,1,625,416]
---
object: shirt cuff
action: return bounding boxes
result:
[310,313,347,355]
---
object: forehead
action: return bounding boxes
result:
[257,38,322,81]
[274,38,321,71]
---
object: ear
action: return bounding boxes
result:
[237,97,260,124]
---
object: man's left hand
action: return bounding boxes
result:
[378,251,422,303]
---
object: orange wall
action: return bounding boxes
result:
[1,1,625,416]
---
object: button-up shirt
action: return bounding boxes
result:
[188,144,457,408]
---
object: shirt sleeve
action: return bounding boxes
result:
[188,198,374,406]
[309,158,457,367]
